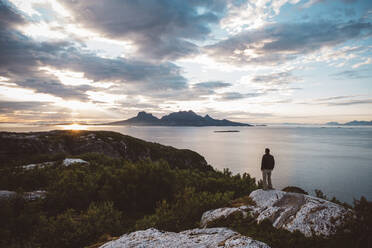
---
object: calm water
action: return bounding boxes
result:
[1,124,372,203]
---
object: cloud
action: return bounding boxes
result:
[352,58,372,68]
[302,0,357,8]
[220,0,301,34]
[58,0,226,60]
[218,92,264,101]
[238,70,301,96]
[193,81,231,89]
[0,101,51,113]
[326,99,372,106]
[0,1,25,28]
[205,21,372,65]
[0,2,190,102]
[252,71,299,86]
[297,95,372,106]
[331,69,372,79]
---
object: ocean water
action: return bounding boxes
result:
[1,124,371,203]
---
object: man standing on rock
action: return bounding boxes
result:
[261,148,275,190]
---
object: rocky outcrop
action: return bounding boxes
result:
[22,158,89,169]
[99,228,270,248]
[201,206,253,228]
[0,130,210,171]
[201,189,353,237]
[0,190,46,200]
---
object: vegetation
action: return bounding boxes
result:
[0,131,371,248]
[0,153,257,247]
[282,186,308,195]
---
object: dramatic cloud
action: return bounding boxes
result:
[0,2,189,102]
[206,21,372,65]
[221,0,301,34]
[0,0,371,123]
[59,0,226,60]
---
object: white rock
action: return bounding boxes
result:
[201,189,353,237]
[62,158,89,166]
[99,228,271,248]
[21,161,54,170]
[23,190,47,200]
[201,206,252,228]
[0,190,16,199]
[250,189,352,237]
[21,158,88,169]
[0,190,46,200]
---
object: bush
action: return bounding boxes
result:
[135,187,234,232]
[34,201,123,248]
[282,186,308,195]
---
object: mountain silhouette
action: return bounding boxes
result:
[106,111,251,126]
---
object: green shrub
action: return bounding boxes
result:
[135,187,234,232]
[34,201,123,248]
[282,186,308,195]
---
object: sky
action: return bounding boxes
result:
[0,0,371,124]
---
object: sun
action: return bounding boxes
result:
[62,123,86,130]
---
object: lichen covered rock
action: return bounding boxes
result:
[201,206,253,228]
[201,189,353,237]
[99,228,271,248]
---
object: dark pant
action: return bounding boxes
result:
[262,169,273,190]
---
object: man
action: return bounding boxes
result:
[261,148,275,190]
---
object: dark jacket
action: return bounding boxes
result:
[261,154,275,170]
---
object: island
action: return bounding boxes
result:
[326,120,372,126]
[105,111,252,126]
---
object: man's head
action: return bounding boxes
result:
[265,148,270,154]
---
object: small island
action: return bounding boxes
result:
[214,130,240,133]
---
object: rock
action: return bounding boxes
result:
[0,190,46,200]
[62,158,89,166]
[23,190,47,200]
[21,158,89,169]
[0,190,16,199]
[201,189,353,237]
[201,206,253,228]
[22,161,55,170]
[99,228,271,248]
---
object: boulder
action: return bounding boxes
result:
[201,189,353,237]
[99,228,271,248]
[0,190,46,200]
[62,158,89,166]
[201,206,253,228]
[0,190,16,199]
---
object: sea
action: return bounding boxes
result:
[1,124,371,204]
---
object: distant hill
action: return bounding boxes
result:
[326,120,372,126]
[106,111,252,126]
[0,130,211,171]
